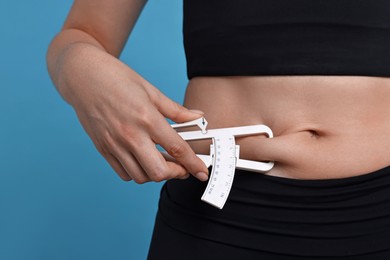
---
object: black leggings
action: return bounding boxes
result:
[148,166,390,259]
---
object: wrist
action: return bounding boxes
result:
[53,42,108,107]
[47,29,108,106]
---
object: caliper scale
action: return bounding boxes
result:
[168,117,274,209]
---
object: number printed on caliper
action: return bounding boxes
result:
[168,117,274,209]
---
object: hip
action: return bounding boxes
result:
[156,165,390,257]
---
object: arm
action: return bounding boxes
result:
[47,0,209,182]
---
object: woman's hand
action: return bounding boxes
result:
[51,42,210,183]
[47,0,209,183]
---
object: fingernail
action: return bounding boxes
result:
[189,109,204,115]
[196,172,209,181]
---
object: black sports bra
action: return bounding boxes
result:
[183,0,390,79]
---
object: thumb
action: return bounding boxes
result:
[155,93,204,123]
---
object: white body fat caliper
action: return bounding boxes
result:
[166,117,274,209]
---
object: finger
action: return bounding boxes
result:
[160,151,176,162]
[166,161,190,179]
[102,130,151,184]
[152,91,204,123]
[111,145,151,184]
[127,134,190,182]
[176,172,191,180]
[149,114,210,181]
[160,151,191,180]
[101,152,132,182]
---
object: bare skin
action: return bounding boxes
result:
[183,76,390,179]
[47,0,390,183]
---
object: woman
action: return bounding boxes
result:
[47,0,390,259]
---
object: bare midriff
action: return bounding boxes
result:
[182,76,390,180]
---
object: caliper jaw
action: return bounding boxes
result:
[168,117,274,209]
[171,117,208,134]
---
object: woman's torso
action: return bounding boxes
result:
[181,1,390,179]
[182,76,390,179]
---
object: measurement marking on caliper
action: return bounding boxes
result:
[168,117,274,209]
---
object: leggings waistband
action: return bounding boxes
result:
[158,166,390,257]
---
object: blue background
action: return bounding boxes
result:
[0,1,188,259]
